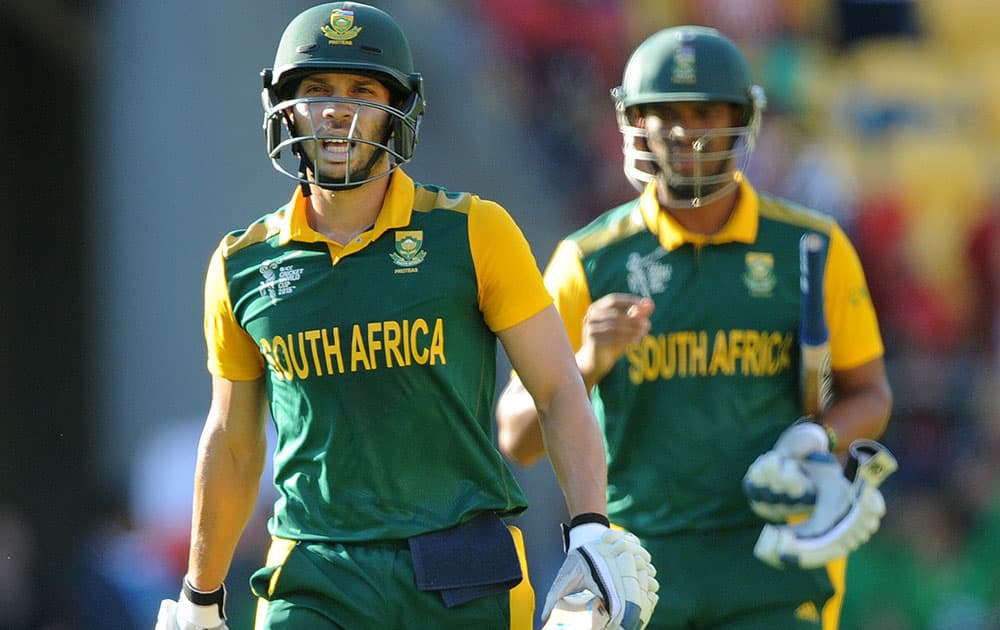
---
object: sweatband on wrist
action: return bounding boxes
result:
[182,577,227,621]
[569,512,610,529]
[561,512,611,550]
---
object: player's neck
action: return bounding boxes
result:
[306,176,390,244]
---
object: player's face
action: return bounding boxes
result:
[640,101,742,200]
[291,72,394,184]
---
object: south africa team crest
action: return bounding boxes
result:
[672,45,697,84]
[322,8,362,44]
[743,251,776,297]
[391,230,427,268]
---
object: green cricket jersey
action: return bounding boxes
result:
[203,170,551,542]
[544,176,884,537]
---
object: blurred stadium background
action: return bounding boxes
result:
[3,1,999,628]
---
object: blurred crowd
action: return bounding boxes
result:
[4,1,999,628]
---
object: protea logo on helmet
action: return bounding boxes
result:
[672,45,697,84]
[322,8,362,45]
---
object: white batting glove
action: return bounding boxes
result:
[542,519,659,630]
[156,578,229,630]
[743,421,830,522]
[754,439,897,569]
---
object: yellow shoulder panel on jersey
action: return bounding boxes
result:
[468,196,551,332]
[574,205,647,258]
[220,210,287,258]
[412,185,475,215]
[757,195,834,235]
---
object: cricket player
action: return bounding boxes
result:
[156,3,657,629]
[496,26,893,629]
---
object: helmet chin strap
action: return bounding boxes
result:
[298,154,312,198]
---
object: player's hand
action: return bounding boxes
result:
[542,522,659,630]
[753,439,897,569]
[742,421,830,522]
[578,294,654,384]
[156,578,228,630]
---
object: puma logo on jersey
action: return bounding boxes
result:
[794,601,820,622]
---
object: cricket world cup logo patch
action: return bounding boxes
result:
[626,247,671,298]
[322,8,362,45]
[743,251,776,297]
[391,230,426,271]
[259,258,304,304]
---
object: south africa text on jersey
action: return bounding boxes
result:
[626,329,794,383]
[260,318,445,380]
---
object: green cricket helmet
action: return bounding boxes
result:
[611,26,766,207]
[261,2,425,190]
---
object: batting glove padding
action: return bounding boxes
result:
[743,421,831,522]
[543,524,659,630]
[753,439,897,569]
[156,578,228,630]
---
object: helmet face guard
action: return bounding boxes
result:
[611,26,766,208]
[261,3,424,190]
[262,79,424,190]
[613,86,765,207]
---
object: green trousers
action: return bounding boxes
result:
[639,525,838,629]
[250,529,535,629]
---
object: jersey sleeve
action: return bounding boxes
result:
[468,200,552,332]
[825,224,885,370]
[541,240,593,352]
[204,244,266,380]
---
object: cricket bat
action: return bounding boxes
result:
[799,232,832,418]
[542,590,610,629]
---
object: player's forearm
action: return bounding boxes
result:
[496,381,548,466]
[823,359,893,452]
[187,429,266,590]
[823,387,892,453]
[496,349,606,467]
[538,383,608,518]
[575,352,600,394]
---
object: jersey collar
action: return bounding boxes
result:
[639,173,760,251]
[279,170,416,246]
